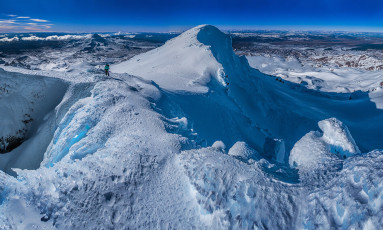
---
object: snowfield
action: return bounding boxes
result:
[0,25,383,229]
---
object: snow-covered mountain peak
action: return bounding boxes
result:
[195,24,234,55]
[172,24,231,49]
[113,25,238,93]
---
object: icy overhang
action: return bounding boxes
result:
[0,69,68,175]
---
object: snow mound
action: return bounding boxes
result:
[289,117,360,173]
[228,141,260,162]
[318,118,360,156]
[112,25,233,93]
[212,140,226,151]
[289,131,339,172]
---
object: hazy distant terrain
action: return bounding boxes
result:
[0,32,177,72]
[231,31,383,70]
[2,30,383,72]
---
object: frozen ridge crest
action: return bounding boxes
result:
[113,24,240,93]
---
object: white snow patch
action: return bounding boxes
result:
[0,199,54,229]
[369,87,383,109]
[228,141,259,161]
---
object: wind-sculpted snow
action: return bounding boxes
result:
[179,146,383,229]
[301,150,383,229]
[0,75,205,229]
[179,147,300,229]
[318,118,360,156]
[289,118,360,174]
[0,25,382,229]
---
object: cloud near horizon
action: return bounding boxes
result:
[0,34,92,42]
[0,14,52,32]
[30,19,48,23]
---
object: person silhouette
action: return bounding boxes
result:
[104,64,110,76]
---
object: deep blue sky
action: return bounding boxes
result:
[1,0,383,32]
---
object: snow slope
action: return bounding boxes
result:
[0,25,382,229]
[113,25,227,93]
[114,24,383,156]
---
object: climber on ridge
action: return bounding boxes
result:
[105,64,110,76]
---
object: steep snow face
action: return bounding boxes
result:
[113,25,231,93]
[289,118,360,175]
[0,69,68,174]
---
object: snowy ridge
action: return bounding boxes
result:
[113,25,234,93]
[0,25,382,229]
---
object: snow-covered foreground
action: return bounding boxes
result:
[0,25,383,229]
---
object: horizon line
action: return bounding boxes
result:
[1,25,383,34]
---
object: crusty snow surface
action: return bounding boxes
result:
[0,25,383,229]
